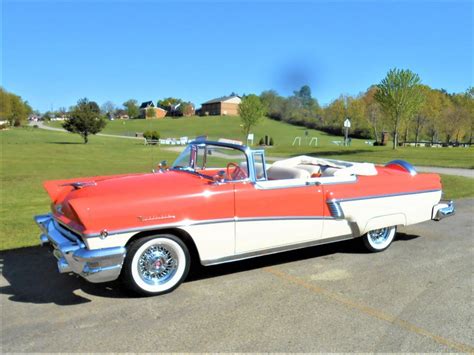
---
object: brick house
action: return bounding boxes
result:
[139,101,167,119]
[200,95,242,116]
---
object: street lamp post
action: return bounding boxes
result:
[343,118,351,146]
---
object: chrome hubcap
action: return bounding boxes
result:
[368,228,390,245]
[138,244,178,285]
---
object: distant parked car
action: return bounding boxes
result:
[35,140,454,295]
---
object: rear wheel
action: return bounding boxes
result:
[362,226,397,252]
[122,234,190,296]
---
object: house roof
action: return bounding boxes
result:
[202,95,241,105]
[139,101,155,109]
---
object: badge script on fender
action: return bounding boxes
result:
[138,215,176,222]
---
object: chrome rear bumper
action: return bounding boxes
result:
[432,200,455,221]
[35,214,126,283]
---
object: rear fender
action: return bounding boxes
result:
[362,213,406,235]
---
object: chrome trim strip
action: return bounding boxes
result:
[317,176,358,185]
[235,216,332,222]
[255,176,358,190]
[334,189,441,203]
[84,218,236,237]
[385,160,417,176]
[84,216,333,238]
[255,181,313,190]
[201,234,355,266]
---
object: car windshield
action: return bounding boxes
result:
[171,143,249,181]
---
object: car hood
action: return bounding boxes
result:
[45,171,213,236]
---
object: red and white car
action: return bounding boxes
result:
[35,140,454,295]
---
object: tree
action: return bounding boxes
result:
[101,101,116,117]
[293,85,313,108]
[0,87,32,126]
[63,98,106,143]
[363,86,384,142]
[177,102,195,116]
[260,90,285,120]
[123,99,139,118]
[0,88,12,120]
[238,94,266,140]
[146,107,156,118]
[465,87,474,143]
[375,68,424,149]
[323,96,346,128]
[42,111,53,121]
[157,97,183,115]
[9,95,32,126]
[441,95,470,143]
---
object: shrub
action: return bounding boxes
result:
[269,137,274,146]
[143,130,160,140]
[258,137,264,145]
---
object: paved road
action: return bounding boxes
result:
[1,200,473,352]
[31,121,143,141]
[415,166,474,178]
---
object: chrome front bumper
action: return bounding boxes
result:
[432,200,455,221]
[35,214,126,283]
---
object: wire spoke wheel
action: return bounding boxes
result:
[122,234,190,296]
[138,244,179,285]
[367,228,390,245]
[362,226,397,252]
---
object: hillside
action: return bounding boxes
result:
[47,116,368,148]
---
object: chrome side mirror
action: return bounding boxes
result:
[159,160,168,170]
[153,160,168,173]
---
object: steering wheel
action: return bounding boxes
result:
[226,162,246,180]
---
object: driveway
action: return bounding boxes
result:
[1,200,472,352]
[31,121,143,141]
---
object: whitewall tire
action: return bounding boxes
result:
[122,234,190,296]
[362,226,397,252]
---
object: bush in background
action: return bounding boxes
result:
[143,130,160,140]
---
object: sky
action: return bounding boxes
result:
[2,0,473,112]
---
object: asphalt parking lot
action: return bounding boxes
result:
[1,199,473,352]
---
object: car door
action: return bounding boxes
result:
[233,180,325,254]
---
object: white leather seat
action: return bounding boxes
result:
[321,167,341,177]
[267,166,310,180]
[297,164,321,176]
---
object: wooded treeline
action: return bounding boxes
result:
[0,88,33,127]
[260,84,473,145]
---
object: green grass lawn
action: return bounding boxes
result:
[1,126,473,251]
[47,116,474,168]
[1,128,178,250]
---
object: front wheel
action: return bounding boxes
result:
[362,226,397,252]
[121,234,190,296]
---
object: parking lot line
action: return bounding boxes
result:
[264,266,474,353]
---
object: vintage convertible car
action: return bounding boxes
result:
[35,140,455,295]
